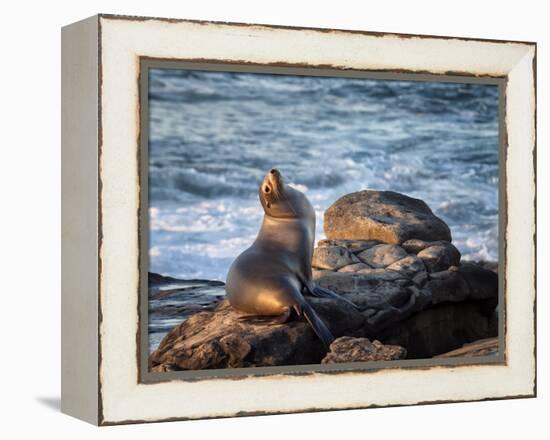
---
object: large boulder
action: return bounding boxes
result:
[324,190,451,244]
[321,337,406,364]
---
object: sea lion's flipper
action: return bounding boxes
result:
[308,284,360,311]
[299,301,335,349]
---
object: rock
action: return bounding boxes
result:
[412,270,429,287]
[337,262,371,273]
[401,239,449,254]
[357,244,408,268]
[425,270,470,304]
[317,239,381,254]
[377,301,498,358]
[475,261,498,274]
[356,268,406,280]
[150,363,178,373]
[386,255,426,278]
[315,270,431,332]
[435,337,499,358]
[423,262,498,307]
[308,297,365,336]
[417,243,461,272]
[321,337,407,363]
[149,297,365,371]
[360,285,433,332]
[458,262,498,300]
[312,245,360,270]
[324,190,451,244]
[314,261,497,348]
[355,284,412,314]
[312,269,332,279]
[315,271,409,296]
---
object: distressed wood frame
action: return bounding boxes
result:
[61,14,536,425]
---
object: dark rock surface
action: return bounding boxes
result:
[321,337,406,364]
[324,190,452,244]
[458,262,499,300]
[377,301,497,358]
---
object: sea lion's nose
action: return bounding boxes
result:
[269,168,279,176]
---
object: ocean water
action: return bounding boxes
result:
[148,69,499,281]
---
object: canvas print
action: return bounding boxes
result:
[146,67,500,373]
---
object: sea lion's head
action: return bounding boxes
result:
[259,168,314,220]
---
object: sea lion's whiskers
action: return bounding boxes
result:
[272,184,281,200]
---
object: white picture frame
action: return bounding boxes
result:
[61,14,536,425]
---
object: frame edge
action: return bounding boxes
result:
[96,16,537,424]
[61,14,101,425]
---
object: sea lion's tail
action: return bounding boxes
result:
[298,301,335,350]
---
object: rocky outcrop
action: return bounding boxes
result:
[310,240,497,358]
[324,190,452,244]
[321,337,406,364]
[149,252,498,369]
[149,190,499,370]
[149,297,365,371]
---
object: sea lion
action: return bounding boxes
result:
[225,168,356,349]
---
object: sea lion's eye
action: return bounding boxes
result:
[264,186,271,193]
